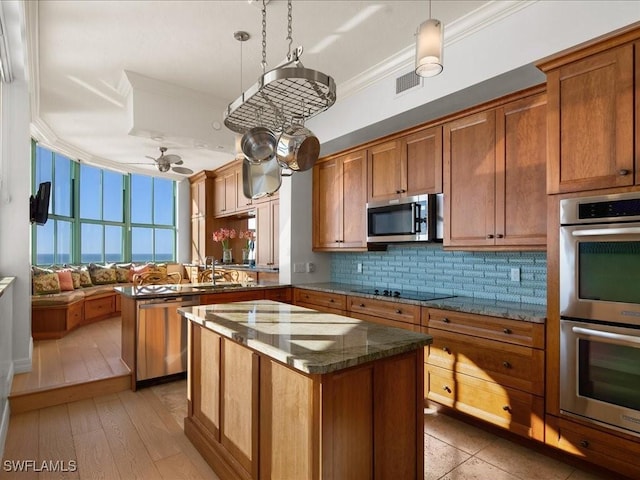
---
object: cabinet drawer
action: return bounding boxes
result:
[425,327,544,395]
[84,295,115,320]
[349,311,419,332]
[348,296,420,325]
[200,290,265,305]
[264,287,292,303]
[424,308,544,349]
[67,301,84,330]
[294,289,346,311]
[295,301,346,316]
[426,364,544,441]
[546,415,640,479]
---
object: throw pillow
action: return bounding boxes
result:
[107,262,131,283]
[32,272,61,295]
[66,265,93,287]
[88,264,117,285]
[129,264,150,282]
[56,270,75,291]
[146,262,167,278]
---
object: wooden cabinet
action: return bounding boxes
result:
[255,199,278,268]
[347,295,420,331]
[235,164,253,211]
[313,149,367,250]
[423,308,545,441]
[540,43,635,193]
[444,91,547,249]
[545,415,640,479]
[367,127,443,202]
[213,168,237,217]
[293,288,347,314]
[189,171,215,264]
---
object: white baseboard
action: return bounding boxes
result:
[12,337,32,374]
[0,362,14,458]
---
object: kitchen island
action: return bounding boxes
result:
[179,300,432,480]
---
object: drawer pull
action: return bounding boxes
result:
[580,439,590,448]
[359,303,365,307]
[496,234,504,238]
[442,346,451,354]
[502,361,512,369]
[502,405,511,412]
[442,318,450,323]
[487,234,494,239]
[503,328,512,334]
[329,299,334,303]
[443,385,451,393]
[619,169,630,176]
[395,309,402,314]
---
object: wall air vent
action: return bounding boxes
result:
[395,71,421,95]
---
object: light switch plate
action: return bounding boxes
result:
[510,267,520,282]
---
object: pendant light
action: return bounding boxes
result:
[415,0,444,77]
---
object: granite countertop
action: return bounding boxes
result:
[179,299,432,375]
[295,282,547,324]
[185,263,279,273]
[0,277,15,297]
[115,282,286,299]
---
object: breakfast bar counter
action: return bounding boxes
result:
[179,300,432,480]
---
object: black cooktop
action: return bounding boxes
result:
[350,288,456,302]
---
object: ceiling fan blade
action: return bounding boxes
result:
[123,162,155,165]
[174,159,184,165]
[163,154,182,164]
[145,155,157,161]
[172,166,193,175]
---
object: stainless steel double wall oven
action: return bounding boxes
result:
[560,191,640,437]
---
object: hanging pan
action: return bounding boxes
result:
[242,155,282,200]
[276,116,320,172]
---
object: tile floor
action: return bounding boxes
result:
[423,405,612,480]
[154,380,614,480]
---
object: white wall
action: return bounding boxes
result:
[0,280,15,457]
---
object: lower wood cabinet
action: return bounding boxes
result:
[347,295,420,331]
[293,288,347,313]
[423,308,545,442]
[545,415,640,479]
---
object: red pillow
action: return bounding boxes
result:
[129,264,150,282]
[56,270,74,291]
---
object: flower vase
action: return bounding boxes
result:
[242,248,250,264]
[222,249,233,264]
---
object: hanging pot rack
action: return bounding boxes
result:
[223,0,336,134]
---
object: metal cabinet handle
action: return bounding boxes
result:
[329,299,334,303]
[396,190,401,194]
[503,328,512,334]
[502,361,512,369]
[502,405,511,412]
[442,318,450,323]
[443,385,451,393]
[580,439,589,448]
[496,234,504,238]
[487,234,494,239]
[442,346,451,354]
[395,309,402,314]
[619,169,630,176]
[359,303,365,307]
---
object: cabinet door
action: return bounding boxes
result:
[235,166,253,210]
[224,170,237,214]
[313,158,342,249]
[367,140,403,201]
[495,93,547,247]
[444,111,496,247]
[192,325,221,441]
[546,44,634,193]
[213,175,226,216]
[341,150,367,248]
[190,181,201,217]
[271,199,279,266]
[402,126,443,195]
[256,201,276,267]
[191,216,208,265]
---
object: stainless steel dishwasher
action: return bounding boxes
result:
[136,295,199,386]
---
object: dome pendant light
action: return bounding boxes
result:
[415,0,444,77]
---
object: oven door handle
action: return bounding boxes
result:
[572,326,640,347]
[572,227,640,237]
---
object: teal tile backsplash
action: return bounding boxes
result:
[331,244,547,305]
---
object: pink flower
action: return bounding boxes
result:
[212,228,237,249]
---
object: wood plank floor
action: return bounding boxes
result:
[11,318,130,396]
[1,380,219,479]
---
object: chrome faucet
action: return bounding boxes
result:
[204,256,218,285]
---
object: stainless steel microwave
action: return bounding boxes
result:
[366,193,442,243]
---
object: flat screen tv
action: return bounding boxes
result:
[30,181,51,225]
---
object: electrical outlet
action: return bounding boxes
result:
[510,267,520,282]
[357,263,362,273]
[293,262,305,273]
[306,262,315,273]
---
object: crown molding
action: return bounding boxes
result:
[338,0,537,100]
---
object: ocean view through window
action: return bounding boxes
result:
[32,142,177,265]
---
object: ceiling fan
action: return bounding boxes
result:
[128,147,193,175]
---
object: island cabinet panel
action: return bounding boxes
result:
[260,359,320,480]
[221,341,259,479]
[192,326,221,441]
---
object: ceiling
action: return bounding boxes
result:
[30,0,490,179]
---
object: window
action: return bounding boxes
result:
[32,143,177,265]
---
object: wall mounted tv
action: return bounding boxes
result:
[30,181,51,225]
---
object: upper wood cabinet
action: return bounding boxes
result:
[235,164,253,211]
[214,168,237,217]
[190,170,214,218]
[367,126,443,202]
[255,199,279,267]
[313,149,367,251]
[541,43,634,193]
[444,92,547,250]
[189,171,215,264]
